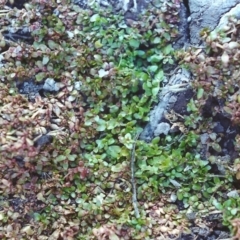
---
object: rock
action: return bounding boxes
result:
[72,0,148,18]
[154,122,170,136]
[16,79,43,100]
[140,68,191,142]
[34,134,53,149]
[173,1,190,49]
[2,28,33,44]
[217,3,240,29]
[43,78,61,92]
[6,0,29,9]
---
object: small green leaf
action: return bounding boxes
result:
[192,184,201,191]
[212,198,222,210]
[152,37,161,44]
[107,138,115,145]
[62,162,68,170]
[135,50,145,57]
[121,147,129,157]
[138,73,149,82]
[142,82,151,95]
[163,44,173,54]
[96,139,104,149]
[197,88,204,99]
[152,86,160,96]
[85,119,92,126]
[163,32,170,41]
[187,99,198,112]
[68,154,77,161]
[107,145,121,158]
[97,124,106,131]
[231,208,238,215]
[54,155,66,162]
[42,55,49,65]
[211,143,222,153]
[71,192,76,198]
[90,14,100,22]
[154,70,164,83]
[224,199,235,207]
[111,163,123,172]
[107,119,118,130]
[95,40,103,48]
[132,96,139,102]
[189,195,198,202]
[129,39,140,49]
[147,54,163,63]
[94,54,102,61]
[124,133,132,140]
[64,149,71,155]
[177,191,184,200]
[95,117,106,131]
[48,40,58,50]
[166,135,172,142]
[35,72,46,82]
[33,213,41,221]
[152,137,160,144]
[198,160,209,167]
[148,65,158,72]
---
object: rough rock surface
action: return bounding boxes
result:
[72,0,148,15]
[140,68,192,142]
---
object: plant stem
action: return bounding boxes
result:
[131,131,140,218]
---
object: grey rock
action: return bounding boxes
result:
[2,27,33,44]
[154,122,170,136]
[72,0,88,9]
[213,122,225,133]
[173,2,190,49]
[74,81,82,91]
[73,0,146,14]
[140,68,191,142]
[217,3,240,29]
[43,78,61,92]
[6,0,28,9]
[34,134,53,149]
[200,133,209,144]
[17,80,43,96]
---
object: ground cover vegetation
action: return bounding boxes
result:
[0,0,240,239]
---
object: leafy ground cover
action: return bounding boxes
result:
[0,0,240,239]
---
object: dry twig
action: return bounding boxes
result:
[131,132,140,218]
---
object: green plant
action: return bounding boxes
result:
[2,0,239,238]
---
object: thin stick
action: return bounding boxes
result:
[164,66,181,76]
[0,10,10,13]
[131,132,140,218]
